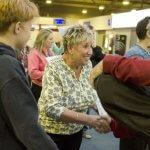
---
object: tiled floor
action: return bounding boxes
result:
[80,128,119,150]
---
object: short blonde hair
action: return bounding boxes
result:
[63,24,93,51]
[34,29,53,53]
[0,0,39,32]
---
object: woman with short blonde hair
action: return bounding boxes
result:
[38,24,111,150]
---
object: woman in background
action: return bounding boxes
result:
[28,29,54,102]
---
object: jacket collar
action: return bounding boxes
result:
[0,42,16,58]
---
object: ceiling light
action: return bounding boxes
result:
[131,9,136,12]
[123,1,130,5]
[46,0,52,4]
[99,6,105,10]
[82,9,87,14]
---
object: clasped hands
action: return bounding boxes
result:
[87,114,111,134]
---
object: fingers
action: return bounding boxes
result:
[87,115,111,134]
[101,114,112,124]
[93,118,111,134]
[99,119,111,133]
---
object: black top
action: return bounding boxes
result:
[90,46,105,67]
[0,43,58,150]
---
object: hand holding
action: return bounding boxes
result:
[87,115,111,133]
[95,118,111,133]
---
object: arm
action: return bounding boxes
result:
[1,77,58,150]
[103,55,150,86]
[90,55,150,87]
[28,52,44,81]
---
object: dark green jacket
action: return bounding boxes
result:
[94,74,150,138]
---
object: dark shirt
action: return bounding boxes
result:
[90,46,105,67]
[0,43,58,150]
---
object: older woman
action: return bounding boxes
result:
[38,25,111,150]
[28,29,54,102]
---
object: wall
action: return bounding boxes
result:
[27,17,78,48]
[78,15,112,30]
[96,30,106,48]
[129,29,137,49]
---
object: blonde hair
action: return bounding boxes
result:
[63,24,93,52]
[0,0,39,32]
[33,29,53,53]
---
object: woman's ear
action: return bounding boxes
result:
[67,45,73,55]
[14,22,21,34]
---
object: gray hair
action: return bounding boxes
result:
[33,29,52,53]
[63,24,93,52]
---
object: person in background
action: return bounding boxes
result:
[115,41,126,56]
[126,16,150,59]
[28,29,54,102]
[51,42,64,55]
[0,0,58,149]
[16,45,31,73]
[38,25,111,150]
[123,16,150,150]
[88,25,105,67]
[16,45,31,84]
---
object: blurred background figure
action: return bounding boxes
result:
[114,41,126,56]
[51,42,64,55]
[16,45,31,84]
[28,29,54,102]
[87,25,105,67]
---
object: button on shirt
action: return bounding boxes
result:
[38,56,99,135]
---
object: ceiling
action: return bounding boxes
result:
[33,0,150,19]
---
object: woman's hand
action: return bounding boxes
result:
[87,115,111,134]
[89,60,104,88]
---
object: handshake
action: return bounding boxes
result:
[86,114,111,134]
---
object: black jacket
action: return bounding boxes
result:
[90,46,105,67]
[0,43,58,150]
[94,74,150,138]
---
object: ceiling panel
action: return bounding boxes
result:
[33,0,150,18]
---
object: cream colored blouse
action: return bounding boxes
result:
[38,56,99,135]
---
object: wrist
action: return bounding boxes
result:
[86,115,93,126]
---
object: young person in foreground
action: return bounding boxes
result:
[0,0,58,149]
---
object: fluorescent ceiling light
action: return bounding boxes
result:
[41,25,57,29]
[46,0,52,4]
[82,9,87,14]
[131,9,136,12]
[123,1,130,5]
[99,6,105,10]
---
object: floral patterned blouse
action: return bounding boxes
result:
[38,55,100,135]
